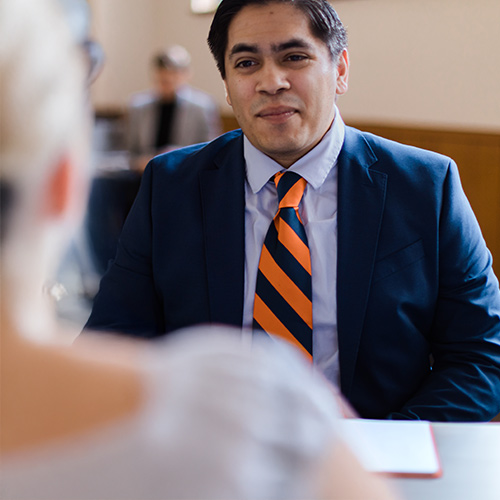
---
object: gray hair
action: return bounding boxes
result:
[0,0,88,219]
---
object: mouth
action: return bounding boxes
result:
[256,106,297,122]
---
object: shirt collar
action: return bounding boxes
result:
[244,106,345,193]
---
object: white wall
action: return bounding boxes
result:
[89,0,500,132]
[335,0,500,131]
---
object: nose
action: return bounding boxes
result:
[255,61,290,95]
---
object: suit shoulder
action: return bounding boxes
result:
[344,126,456,187]
[346,126,451,167]
[176,85,218,111]
[129,91,157,109]
[147,129,243,176]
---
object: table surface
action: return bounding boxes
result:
[388,422,500,500]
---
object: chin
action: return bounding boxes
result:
[266,139,305,155]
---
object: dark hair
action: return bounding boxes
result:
[207,0,348,79]
[0,180,15,243]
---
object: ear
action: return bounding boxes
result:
[335,49,349,96]
[42,156,74,218]
[223,79,232,107]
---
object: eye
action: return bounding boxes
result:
[235,59,257,69]
[285,54,308,63]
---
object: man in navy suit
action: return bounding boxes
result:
[86,0,500,421]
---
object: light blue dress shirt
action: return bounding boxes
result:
[242,108,345,386]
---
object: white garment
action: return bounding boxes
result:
[1,326,341,500]
[243,109,345,386]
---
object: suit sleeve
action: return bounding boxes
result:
[84,164,165,338]
[388,160,500,421]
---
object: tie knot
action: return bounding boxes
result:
[274,171,307,209]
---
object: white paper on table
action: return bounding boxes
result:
[339,419,442,478]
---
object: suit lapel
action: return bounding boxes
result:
[337,127,387,397]
[200,133,246,327]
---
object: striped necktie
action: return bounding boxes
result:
[253,171,313,361]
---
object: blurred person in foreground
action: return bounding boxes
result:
[128,44,222,172]
[0,0,396,498]
[86,0,500,422]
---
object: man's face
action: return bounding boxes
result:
[223,2,348,168]
[154,67,186,101]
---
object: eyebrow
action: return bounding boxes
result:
[228,38,313,59]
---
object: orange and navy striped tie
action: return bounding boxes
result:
[253,171,313,361]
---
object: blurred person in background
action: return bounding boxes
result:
[128,44,222,172]
[0,0,396,498]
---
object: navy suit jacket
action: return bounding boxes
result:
[86,127,500,421]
